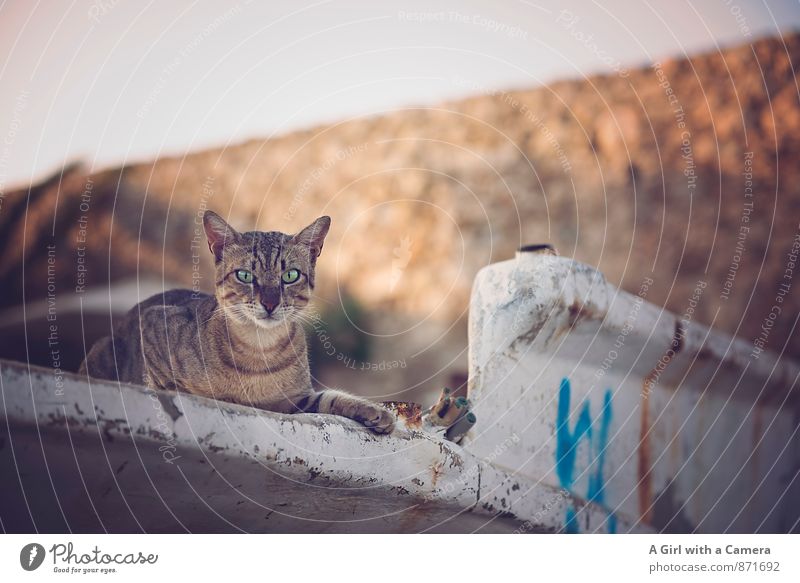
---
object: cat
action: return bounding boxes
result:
[79,211,396,433]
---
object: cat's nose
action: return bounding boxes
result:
[260,288,281,315]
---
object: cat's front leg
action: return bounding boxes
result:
[297,389,396,434]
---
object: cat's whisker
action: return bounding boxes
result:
[295,315,321,329]
[284,310,316,326]
[200,305,228,326]
[292,308,326,325]
[311,294,336,306]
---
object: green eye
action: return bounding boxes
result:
[282,268,301,284]
[235,269,254,284]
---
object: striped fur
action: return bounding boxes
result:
[79,211,395,434]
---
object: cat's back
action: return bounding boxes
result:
[80,289,214,382]
[134,288,211,312]
[122,288,215,347]
[116,288,212,334]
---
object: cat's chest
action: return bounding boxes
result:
[144,310,309,400]
[216,330,306,373]
[203,332,308,393]
[193,358,307,407]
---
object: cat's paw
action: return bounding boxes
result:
[355,403,396,434]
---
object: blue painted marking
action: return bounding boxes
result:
[556,378,593,492]
[555,378,616,533]
[587,390,613,506]
[565,507,580,534]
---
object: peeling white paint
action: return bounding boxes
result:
[465,250,800,533]
[0,359,635,533]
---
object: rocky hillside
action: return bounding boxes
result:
[2,33,799,400]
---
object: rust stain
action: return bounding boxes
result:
[639,320,684,524]
[752,402,763,452]
[381,401,422,428]
[430,460,444,488]
[751,402,763,485]
[566,299,600,328]
[544,299,604,347]
[669,406,681,474]
[638,390,653,524]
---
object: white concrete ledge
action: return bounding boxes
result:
[0,359,636,533]
[466,251,800,533]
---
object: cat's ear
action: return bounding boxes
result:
[203,211,239,261]
[292,216,331,257]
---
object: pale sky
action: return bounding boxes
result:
[0,0,798,190]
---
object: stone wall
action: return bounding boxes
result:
[2,33,798,401]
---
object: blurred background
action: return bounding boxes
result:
[0,0,799,405]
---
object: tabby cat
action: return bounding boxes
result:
[79,211,396,433]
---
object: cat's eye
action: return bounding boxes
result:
[281,268,301,284]
[235,269,254,284]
